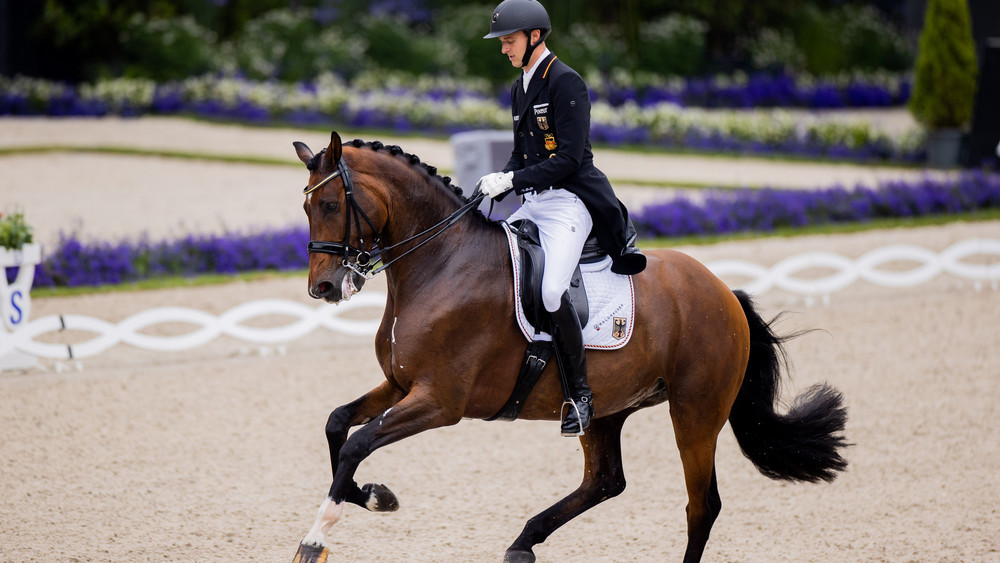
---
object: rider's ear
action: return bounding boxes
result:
[328,131,343,165]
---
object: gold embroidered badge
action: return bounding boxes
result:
[537,116,549,130]
[544,134,557,151]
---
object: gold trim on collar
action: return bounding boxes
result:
[542,56,558,79]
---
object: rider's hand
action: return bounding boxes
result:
[477,171,514,199]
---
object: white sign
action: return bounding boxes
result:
[1,243,41,369]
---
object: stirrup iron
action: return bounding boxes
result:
[560,399,585,437]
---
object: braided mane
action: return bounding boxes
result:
[306,138,472,204]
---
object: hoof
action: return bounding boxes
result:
[292,542,329,563]
[362,482,399,512]
[504,549,536,563]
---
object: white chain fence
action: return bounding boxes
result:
[0,294,385,361]
[709,238,1000,297]
[1,239,998,363]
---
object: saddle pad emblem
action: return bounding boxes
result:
[612,317,627,339]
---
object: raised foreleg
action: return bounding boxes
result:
[293,386,462,561]
[504,410,632,563]
[322,381,405,509]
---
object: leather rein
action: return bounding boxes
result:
[304,159,486,279]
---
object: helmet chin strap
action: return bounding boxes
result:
[518,29,549,68]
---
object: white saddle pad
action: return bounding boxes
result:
[501,222,635,350]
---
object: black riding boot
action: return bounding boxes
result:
[551,291,593,436]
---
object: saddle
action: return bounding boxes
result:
[508,218,603,335]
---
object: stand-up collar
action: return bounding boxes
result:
[522,47,552,92]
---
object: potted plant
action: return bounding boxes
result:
[1,211,40,332]
[908,0,979,168]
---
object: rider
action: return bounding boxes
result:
[478,0,646,436]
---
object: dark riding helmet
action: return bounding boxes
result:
[484,0,551,67]
[484,0,551,40]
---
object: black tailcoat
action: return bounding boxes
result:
[502,53,634,268]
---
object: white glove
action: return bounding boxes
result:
[477,171,514,199]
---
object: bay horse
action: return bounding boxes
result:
[290,132,849,563]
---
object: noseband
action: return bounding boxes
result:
[304,158,485,279]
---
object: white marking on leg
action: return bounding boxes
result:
[391,317,405,369]
[379,407,393,427]
[365,488,380,511]
[301,496,345,547]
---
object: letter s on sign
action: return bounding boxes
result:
[8,290,23,326]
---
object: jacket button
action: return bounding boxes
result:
[518,132,524,137]
[523,154,528,159]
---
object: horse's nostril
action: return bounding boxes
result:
[317,281,334,295]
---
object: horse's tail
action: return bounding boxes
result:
[728,290,849,483]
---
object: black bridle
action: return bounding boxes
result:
[304,158,486,279]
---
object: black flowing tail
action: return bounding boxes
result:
[728,290,850,483]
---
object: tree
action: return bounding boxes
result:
[908,0,978,129]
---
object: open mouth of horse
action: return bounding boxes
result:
[312,269,366,303]
[339,270,364,301]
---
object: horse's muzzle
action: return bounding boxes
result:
[309,268,366,303]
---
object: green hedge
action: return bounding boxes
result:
[21,1,915,87]
[908,0,978,129]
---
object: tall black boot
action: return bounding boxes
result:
[551,291,593,436]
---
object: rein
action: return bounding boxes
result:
[305,158,486,279]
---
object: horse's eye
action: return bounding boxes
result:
[323,201,339,213]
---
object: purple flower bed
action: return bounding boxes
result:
[26,172,999,289]
[598,73,911,109]
[632,171,1000,238]
[33,227,307,288]
[1,73,923,164]
[588,124,921,163]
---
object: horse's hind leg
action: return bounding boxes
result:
[670,399,727,563]
[505,410,632,563]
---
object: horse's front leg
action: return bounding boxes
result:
[323,381,404,506]
[293,381,403,563]
[293,387,461,562]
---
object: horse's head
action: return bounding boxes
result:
[294,132,387,303]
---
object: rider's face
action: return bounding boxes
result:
[500,29,542,68]
[499,32,527,68]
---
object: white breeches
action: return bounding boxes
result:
[507,188,593,312]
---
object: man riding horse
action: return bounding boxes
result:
[479,0,647,436]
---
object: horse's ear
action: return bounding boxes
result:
[328,131,343,164]
[293,141,314,166]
